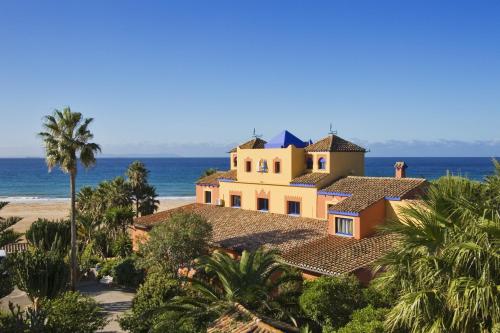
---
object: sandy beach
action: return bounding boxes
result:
[1,198,195,235]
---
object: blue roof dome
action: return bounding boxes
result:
[264,130,308,149]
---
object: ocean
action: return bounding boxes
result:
[0,157,497,200]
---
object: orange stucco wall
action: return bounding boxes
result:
[130,226,150,251]
[357,199,386,238]
[316,194,348,220]
[196,185,220,205]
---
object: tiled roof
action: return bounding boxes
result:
[305,134,366,152]
[135,204,327,252]
[197,170,237,186]
[282,233,399,275]
[134,204,402,275]
[320,176,427,213]
[229,138,267,153]
[290,172,331,187]
[208,303,298,333]
[0,242,29,254]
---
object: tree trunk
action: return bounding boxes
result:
[70,171,78,291]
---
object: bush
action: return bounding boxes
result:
[97,258,120,279]
[7,248,69,303]
[111,232,133,258]
[0,259,14,298]
[299,275,366,331]
[119,271,183,333]
[138,212,212,273]
[113,257,144,288]
[44,291,108,333]
[25,218,71,254]
[336,306,389,333]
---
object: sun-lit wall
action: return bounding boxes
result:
[235,145,305,185]
[218,181,318,218]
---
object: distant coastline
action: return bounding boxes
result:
[0,157,497,200]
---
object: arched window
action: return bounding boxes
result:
[233,155,237,167]
[258,159,268,173]
[318,157,326,170]
[306,157,313,169]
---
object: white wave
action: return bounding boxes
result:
[0,195,196,203]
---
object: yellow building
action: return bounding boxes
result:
[133,130,427,280]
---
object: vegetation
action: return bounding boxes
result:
[112,257,144,288]
[336,306,389,333]
[6,248,69,309]
[137,212,213,273]
[25,218,71,254]
[299,275,366,331]
[119,271,184,333]
[375,163,500,332]
[199,168,217,180]
[43,291,108,332]
[39,107,101,290]
[127,160,159,217]
[0,201,22,248]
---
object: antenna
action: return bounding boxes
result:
[252,128,263,139]
[328,123,337,135]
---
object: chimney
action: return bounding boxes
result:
[394,161,408,178]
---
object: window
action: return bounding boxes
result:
[257,198,269,211]
[318,157,326,170]
[258,159,268,173]
[287,201,300,215]
[274,161,281,173]
[306,157,313,169]
[233,156,237,167]
[204,191,212,204]
[231,195,241,208]
[335,217,353,236]
[245,160,252,172]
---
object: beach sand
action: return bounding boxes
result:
[1,198,195,235]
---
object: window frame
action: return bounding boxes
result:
[335,217,353,236]
[231,195,241,208]
[257,198,269,212]
[318,157,326,170]
[306,157,313,169]
[204,191,212,204]
[287,201,300,216]
[233,155,237,167]
[274,161,281,174]
[245,160,252,172]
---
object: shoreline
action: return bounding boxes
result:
[1,197,195,235]
[0,196,195,203]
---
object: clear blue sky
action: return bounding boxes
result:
[0,0,499,157]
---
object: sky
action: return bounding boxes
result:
[0,0,499,157]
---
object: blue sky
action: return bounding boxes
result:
[0,0,499,157]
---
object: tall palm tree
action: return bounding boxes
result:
[157,248,303,330]
[126,161,159,217]
[39,107,101,290]
[375,173,500,332]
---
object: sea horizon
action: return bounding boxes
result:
[0,157,497,201]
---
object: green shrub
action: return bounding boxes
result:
[299,275,366,330]
[94,230,113,258]
[7,248,69,303]
[0,303,46,333]
[97,258,119,279]
[113,257,144,288]
[111,232,133,258]
[44,291,108,333]
[119,271,183,333]
[25,218,71,254]
[336,306,389,333]
[0,259,14,298]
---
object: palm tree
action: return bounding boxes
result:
[39,107,101,290]
[158,248,303,330]
[0,202,22,247]
[375,173,500,332]
[126,161,159,217]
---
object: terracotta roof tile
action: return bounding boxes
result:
[290,172,331,187]
[197,170,237,186]
[135,204,327,252]
[305,134,366,152]
[229,138,267,153]
[320,176,427,213]
[282,233,399,275]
